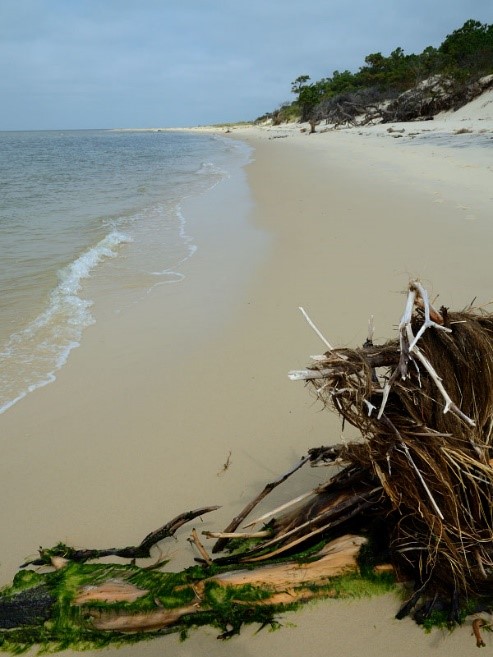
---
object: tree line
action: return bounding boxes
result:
[263,19,493,124]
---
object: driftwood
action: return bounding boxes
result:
[312,87,393,127]
[381,74,493,123]
[2,281,493,651]
[311,74,493,127]
[0,521,382,649]
[19,506,220,568]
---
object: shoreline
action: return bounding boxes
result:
[1,107,493,654]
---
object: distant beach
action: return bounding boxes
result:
[1,92,493,656]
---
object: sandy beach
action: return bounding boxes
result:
[1,96,493,655]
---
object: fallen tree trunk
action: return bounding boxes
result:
[2,281,493,651]
[85,534,368,634]
[0,529,392,651]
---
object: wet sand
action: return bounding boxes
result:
[1,114,493,655]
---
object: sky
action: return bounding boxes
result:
[1,0,492,130]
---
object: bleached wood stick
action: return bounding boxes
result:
[377,367,399,420]
[212,456,310,554]
[243,490,315,529]
[288,368,333,381]
[379,281,473,427]
[408,283,473,426]
[409,281,451,351]
[367,315,375,345]
[412,346,475,427]
[189,528,213,565]
[398,441,445,520]
[203,530,271,540]
[299,307,333,350]
[412,281,445,324]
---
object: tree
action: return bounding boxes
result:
[439,19,493,75]
[291,75,311,95]
[329,70,358,95]
[290,76,331,122]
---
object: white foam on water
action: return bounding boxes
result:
[196,160,229,177]
[146,203,197,283]
[0,230,132,414]
[146,138,252,287]
[145,174,223,282]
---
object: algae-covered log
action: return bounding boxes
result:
[2,281,493,651]
[0,532,394,652]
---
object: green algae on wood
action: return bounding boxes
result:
[0,534,396,653]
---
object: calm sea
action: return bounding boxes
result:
[0,129,251,413]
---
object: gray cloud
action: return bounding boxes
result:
[0,0,491,129]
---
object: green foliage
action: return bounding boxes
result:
[329,70,359,95]
[294,79,331,121]
[277,18,493,123]
[439,19,493,75]
[291,75,311,94]
[269,102,302,124]
[357,47,421,90]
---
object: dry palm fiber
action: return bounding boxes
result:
[288,282,493,606]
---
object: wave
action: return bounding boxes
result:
[195,161,227,177]
[0,230,131,414]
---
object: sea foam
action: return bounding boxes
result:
[0,230,131,414]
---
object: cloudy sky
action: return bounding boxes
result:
[1,0,492,130]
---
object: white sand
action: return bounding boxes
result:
[1,94,493,655]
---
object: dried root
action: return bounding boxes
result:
[286,281,493,602]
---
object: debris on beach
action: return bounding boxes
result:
[307,74,493,128]
[3,281,493,651]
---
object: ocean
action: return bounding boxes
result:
[0,129,251,414]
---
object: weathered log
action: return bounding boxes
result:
[86,535,367,634]
[0,533,390,649]
[0,585,55,629]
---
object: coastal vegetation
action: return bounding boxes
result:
[262,19,493,125]
[3,282,493,650]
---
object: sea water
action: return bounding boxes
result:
[0,129,251,414]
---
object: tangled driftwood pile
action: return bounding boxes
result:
[291,282,493,607]
[2,281,493,651]
[312,74,493,127]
